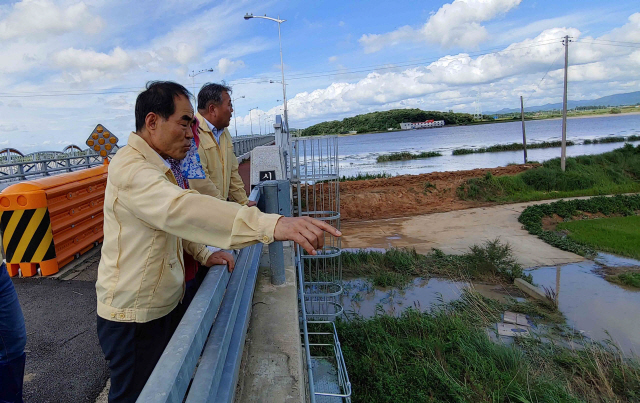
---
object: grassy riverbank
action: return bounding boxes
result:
[342,240,531,287]
[457,144,640,203]
[336,289,640,403]
[376,151,442,163]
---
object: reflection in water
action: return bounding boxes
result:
[528,256,640,355]
[340,277,521,318]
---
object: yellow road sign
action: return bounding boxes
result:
[86,124,119,158]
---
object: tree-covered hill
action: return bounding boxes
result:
[300,108,475,136]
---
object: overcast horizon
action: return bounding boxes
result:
[0,0,639,152]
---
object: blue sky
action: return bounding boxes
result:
[0,0,638,152]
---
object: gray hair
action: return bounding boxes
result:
[197,82,232,111]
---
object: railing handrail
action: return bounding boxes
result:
[137,186,263,403]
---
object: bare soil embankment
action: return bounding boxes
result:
[339,165,537,221]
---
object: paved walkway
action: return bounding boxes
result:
[13,252,109,403]
[342,200,587,268]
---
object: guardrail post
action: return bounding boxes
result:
[262,180,291,285]
[65,157,72,172]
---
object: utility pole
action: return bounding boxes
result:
[521,96,527,164]
[561,35,570,171]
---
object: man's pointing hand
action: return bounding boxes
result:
[273,216,341,255]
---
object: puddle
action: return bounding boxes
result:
[340,277,522,318]
[527,257,640,355]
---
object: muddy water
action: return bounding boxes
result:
[527,257,640,355]
[340,277,522,318]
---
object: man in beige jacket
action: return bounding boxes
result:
[189,83,256,206]
[96,81,339,403]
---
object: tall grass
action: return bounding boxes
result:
[452,140,575,155]
[376,151,442,163]
[342,239,531,287]
[340,172,392,181]
[457,144,640,203]
[337,289,640,403]
[584,136,626,144]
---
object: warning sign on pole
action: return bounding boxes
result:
[86,124,119,158]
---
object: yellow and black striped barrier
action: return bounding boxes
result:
[1,208,56,273]
[0,160,109,277]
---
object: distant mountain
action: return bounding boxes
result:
[489,91,640,115]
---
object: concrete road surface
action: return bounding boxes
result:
[342,200,586,268]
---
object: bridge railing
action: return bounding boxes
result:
[0,135,275,185]
[137,183,283,403]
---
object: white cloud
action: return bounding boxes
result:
[52,47,134,72]
[328,56,338,63]
[0,0,104,40]
[217,58,246,75]
[239,19,640,127]
[359,0,522,52]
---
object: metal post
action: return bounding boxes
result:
[561,35,570,172]
[262,180,291,285]
[17,163,25,180]
[520,96,527,164]
[277,17,289,135]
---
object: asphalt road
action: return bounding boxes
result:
[12,257,108,403]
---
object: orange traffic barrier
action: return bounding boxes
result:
[0,160,108,277]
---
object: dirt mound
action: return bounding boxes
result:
[339,165,536,221]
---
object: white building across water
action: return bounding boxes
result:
[400,120,445,130]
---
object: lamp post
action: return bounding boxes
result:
[232,95,245,137]
[188,68,214,104]
[244,13,289,133]
[248,107,258,135]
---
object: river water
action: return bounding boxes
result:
[337,113,640,177]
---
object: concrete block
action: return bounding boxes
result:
[514,278,547,302]
[497,323,530,337]
[250,146,286,187]
[503,311,530,327]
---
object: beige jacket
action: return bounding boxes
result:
[96,133,280,323]
[188,112,248,204]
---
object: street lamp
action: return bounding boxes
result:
[248,107,258,136]
[188,68,214,104]
[244,13,289,133]
[232,95,245,137]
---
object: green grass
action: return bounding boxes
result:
[340,172,392,181]
[583,136,627,145]
[336,289,640,403]
[457,144,640,203]
[518,195,640,257]
[452,140,575,156]
[342,240,531,287]
[615,272,640,288]
[376,151,442,163]
[557,216,640,260]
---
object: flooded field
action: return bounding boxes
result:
[339,252,640,355]
[340,277,524,318]
[528,255,640,355]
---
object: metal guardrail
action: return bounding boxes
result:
[137,185,268,403]
[0,153,105,182]
[0,135,274,186]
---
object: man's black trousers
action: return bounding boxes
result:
[96,307,182,403]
